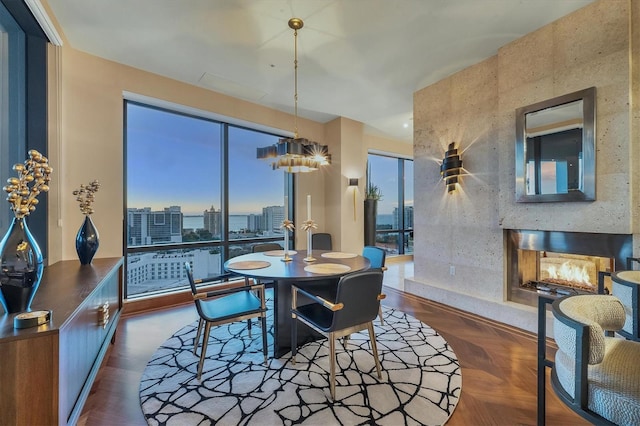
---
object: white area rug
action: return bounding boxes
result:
[139,301,461,425]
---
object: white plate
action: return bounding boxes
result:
[304,263,351,274]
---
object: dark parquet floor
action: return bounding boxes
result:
[79,271,588,426]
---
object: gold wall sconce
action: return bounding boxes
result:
[348,178,359,220]
[440,142,463,193]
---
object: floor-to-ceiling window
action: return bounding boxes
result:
[125,101,291,299]
[367,153,413,255]
[0,1,48,255]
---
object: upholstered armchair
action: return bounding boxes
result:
[610,270,640,341]
[551,294,640,425]
[291,270,385,400]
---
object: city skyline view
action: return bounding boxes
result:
[127,100,411,217]
[126,102,286,216]
[124,102,413,298]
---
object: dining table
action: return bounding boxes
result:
[224,249,370,358]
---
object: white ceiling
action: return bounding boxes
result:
[45,0,594,143]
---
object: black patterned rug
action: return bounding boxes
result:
[139,300,461,425]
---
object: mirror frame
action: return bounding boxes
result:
[515,86,596,203]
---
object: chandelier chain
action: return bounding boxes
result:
[293,27,299,138]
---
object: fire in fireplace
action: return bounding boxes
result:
[521,251,612,293]
[506,230,632,306]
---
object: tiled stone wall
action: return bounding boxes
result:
[408,0,635,332]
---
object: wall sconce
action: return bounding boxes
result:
[440,142,463,193]
[348,178,359,221]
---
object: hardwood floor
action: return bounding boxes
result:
[79,262,588,425]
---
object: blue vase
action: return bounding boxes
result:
[76,215,99,265]
[0,217,44,314]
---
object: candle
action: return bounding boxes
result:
[307,194,311,220]
[284,195,288,221]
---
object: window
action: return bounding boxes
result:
[125,101,291,299]
[0,1,48,256]
[367,153,413,255]
[0,4,25,238]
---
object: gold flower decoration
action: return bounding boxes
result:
[3,150,52,219]
[73,180,100,215]
[280,219,295,232]
[301,219,317,232]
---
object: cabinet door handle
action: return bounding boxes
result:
[97,302,110,328]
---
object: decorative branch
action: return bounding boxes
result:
[3,150,52,219]
[73,179,100,215]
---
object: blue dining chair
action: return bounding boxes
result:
[362,246,386,324]
[185,262,268,380]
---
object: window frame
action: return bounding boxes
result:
[0,1,48,260]
[367,152,413,255]
[123,99,294,300]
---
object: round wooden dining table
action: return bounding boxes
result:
[224,249,370,358]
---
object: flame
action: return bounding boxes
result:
[546,261,591,284]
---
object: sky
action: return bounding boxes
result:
[126,103,284,215]
[126,103,412,216]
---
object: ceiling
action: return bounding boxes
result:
[45,0,594,143]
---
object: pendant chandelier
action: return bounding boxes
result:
[256,18,330,173]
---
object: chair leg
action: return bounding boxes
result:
[247,318,252,338]
[261,312,268,364]
[197,322,212,381]
[329,332,336,400]
[291,313,298,364]
[193,318,204,355]
[378,305,384,325]
[367,322,382,379]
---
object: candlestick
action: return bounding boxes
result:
[307,194,311,221]
[284,195,288,221]
[304,228,315,262]
[283,228,292,262]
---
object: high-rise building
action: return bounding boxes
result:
[127,206,183,246]
[262,205,285,236]
[247,213,262,232]
[392,205,414,229]
[126,249,221,292]
[203,205,221,237]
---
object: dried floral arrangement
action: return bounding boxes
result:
[73,180,100,215]
[3,150,52,219]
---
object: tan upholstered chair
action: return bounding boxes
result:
[611,270,640,341]
[551,294,640,425]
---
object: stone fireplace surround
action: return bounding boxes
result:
[405,228,634,335]
[408,0,639,336]
[506,229,633,307]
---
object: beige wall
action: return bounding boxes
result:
[409,0,635,332]
[45,43,409,264]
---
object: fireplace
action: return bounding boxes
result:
[506,229,633,307]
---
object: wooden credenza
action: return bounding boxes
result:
[0,257,123,426]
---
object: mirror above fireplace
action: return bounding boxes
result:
[515,87,596,202]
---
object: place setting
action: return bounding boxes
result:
[303,263,351,274]
[262,250,297,257]
[320,251,358,259]
[227,260,271,270]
